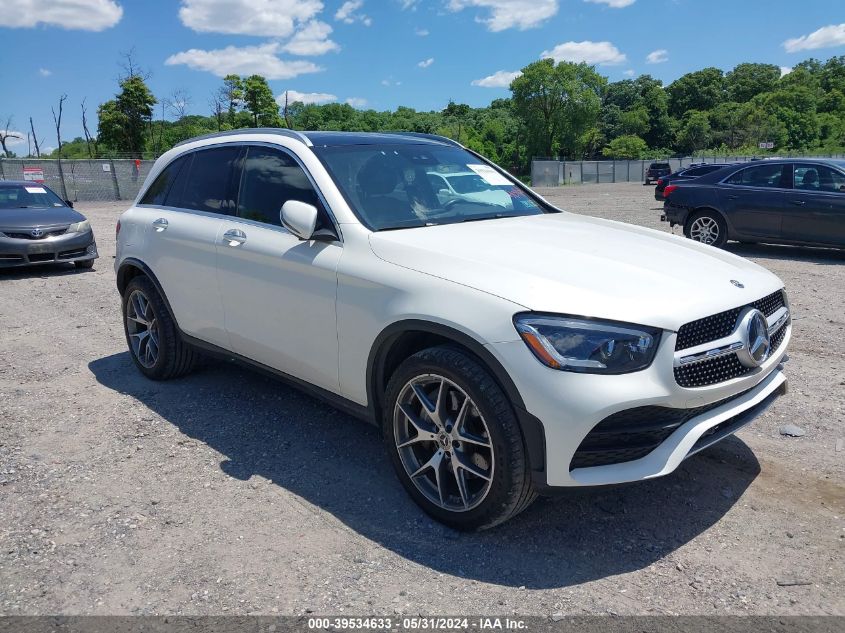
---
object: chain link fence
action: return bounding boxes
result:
[0,158,157,202]
[531,154,845,187]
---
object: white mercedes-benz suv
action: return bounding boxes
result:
[115,129,790,530]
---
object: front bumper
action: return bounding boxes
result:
[487,323,790,489]
[0,231,98,268]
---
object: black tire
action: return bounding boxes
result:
[684,209,728,248]
[383,346,536,530]
[74,259,94,269]
[122,276,197,380]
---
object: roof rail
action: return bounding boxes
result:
[174,128,312,148]
[384,132,464,148]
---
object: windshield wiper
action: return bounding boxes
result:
[455,213,521,224]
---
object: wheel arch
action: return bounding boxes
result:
[116,258,179,327]
[366,320,546,473]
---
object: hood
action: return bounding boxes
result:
[369,213,783,332]
[0,206,85,230]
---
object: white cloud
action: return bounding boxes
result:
[1,130,26,146]
[783,23,845,52]
[471,69,522,87]
[398,0,419,9]
[623,69,635,77]
[447,0,558,32]
[277,90,336,104]
[780,66,793,77]
[165,42,323,79]
[38,68,52,77]
[646,48,668,64]
[335,0,371,26]
[0,0,123,31]
[345,97,368,108]
[179,0,322,37]
[584,0,635,7]
[541,40,626,65]
[282,20,339,55]
[417,57,434,68]
[415,28,429,36]
[381,78,402,86]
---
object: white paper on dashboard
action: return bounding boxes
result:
[25,187,47,194]
[466,164,513,186]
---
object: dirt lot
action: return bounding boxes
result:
[1,182,843,616]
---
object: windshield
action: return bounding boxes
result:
[0,184,66,210]
[314,144,547,230]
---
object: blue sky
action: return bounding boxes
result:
[1,0,844,153]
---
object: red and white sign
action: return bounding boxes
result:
[22,166,45,183]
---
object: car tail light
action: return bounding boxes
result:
[116,219,121,238]
[663,185,678,197]
[657,178,664,186]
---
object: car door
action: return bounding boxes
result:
[781,163,845,247]
[215,144,343,392]
[717,163,788,239]
[135,146,240,348]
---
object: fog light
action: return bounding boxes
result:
[86,244,97,254]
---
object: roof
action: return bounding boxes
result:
[174,128,462,149]
[0,180,41,186]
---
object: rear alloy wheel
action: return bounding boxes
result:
[685,211,727,248]
[122,276,197,380]
[384,346,536,530]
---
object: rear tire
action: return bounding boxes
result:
[74,259,94,270]
[383,346,536,531]
[122,276,197,380]
[684,210,728,248]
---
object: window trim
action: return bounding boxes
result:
[137,140,342,242]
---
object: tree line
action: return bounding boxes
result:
[3,53,844,176]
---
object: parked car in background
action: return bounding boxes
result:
[662,159,845,248]
[0,181,98,269]
[645,162,671,184]
[654,164,731,200]
[427,170,511,208]
[116,129,791,530]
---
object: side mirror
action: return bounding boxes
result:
[280,200,318,240]
[65,200,74,208]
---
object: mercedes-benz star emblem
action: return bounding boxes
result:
[730,279,744,288]
[736,308,771,368]
[31,228,44,238]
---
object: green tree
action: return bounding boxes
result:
[221,74,244,125]
[511,58,605,158]
[725,63,781,102]
[676,110,712,153]
[97,75,157,157]
[667,67,725,117]
[242,75,281,127]
[601,134,647,159]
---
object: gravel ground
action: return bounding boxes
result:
[1,182,843,616]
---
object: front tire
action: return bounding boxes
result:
[685,210,728,248]
[383,346,536,530]
[122,276,197,380]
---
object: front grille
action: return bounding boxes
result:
[4,228,67,240]
[674,320,789,388]
[675,290,786,351]
[570,388,750,469]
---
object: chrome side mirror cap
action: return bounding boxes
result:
[280,200,318,240]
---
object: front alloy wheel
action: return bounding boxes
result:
[394,374,494,512]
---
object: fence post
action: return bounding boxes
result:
[0,160,5,180]
[627,161,630,182]
[56,158,69,200]
[612,160,616,183]
[109,159,121,200]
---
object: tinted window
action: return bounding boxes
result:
[794,164,845,193]
[726,164,786,188]
[237,146,320,226]
[140,155,188,206]
[172,147,241,214]
[685,165,722,177]
[651,163,670,169]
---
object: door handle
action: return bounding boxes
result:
[222,228,247,246]
[152,218,168,231]
[790,200,806,206]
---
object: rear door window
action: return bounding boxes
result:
[171,146,241,214]
[726,164,787,189]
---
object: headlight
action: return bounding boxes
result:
[514,314,661,374]
[66,220,91,234]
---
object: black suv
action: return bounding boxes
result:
[662,159,845,248]
[645,162,671,185]
[654,163,730,200]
